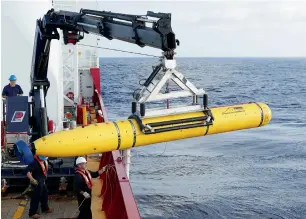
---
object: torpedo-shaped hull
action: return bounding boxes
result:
[31,102,272,157]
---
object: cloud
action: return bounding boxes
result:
[2,1,306,58]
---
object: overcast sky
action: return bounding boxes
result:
[83,0,306,57]
[2,0,306,57]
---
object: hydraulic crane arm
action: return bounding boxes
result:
[78,9,177,52]
[30,8,178,141]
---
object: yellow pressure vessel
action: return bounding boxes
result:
[33,102,272,157]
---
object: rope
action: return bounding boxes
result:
[78,44,160,58]
[106,165,117,210]
[70,198,86,219]
[160,142,168,156]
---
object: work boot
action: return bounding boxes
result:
[30,214,40,219]
[42,208,53,213]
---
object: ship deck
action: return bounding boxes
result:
[1,158,106,219]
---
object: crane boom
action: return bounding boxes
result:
[29,8,178,141]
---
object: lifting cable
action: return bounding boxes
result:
[78,44,160,58]
[78,43,162,102]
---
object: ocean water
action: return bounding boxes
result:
[99,57,306,219]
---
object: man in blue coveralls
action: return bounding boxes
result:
[27,155,53,218]
[2,75,23,98]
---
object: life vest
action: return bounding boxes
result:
[34,155,48,176]
[76,169,93,189]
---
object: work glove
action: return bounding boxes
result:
[83,192,90,199]
[98,166,106,175]
[30,179,38,186]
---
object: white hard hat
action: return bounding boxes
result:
[75,157,87,165]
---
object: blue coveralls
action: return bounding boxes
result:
[27,158,50,217]
[2,84,23,97]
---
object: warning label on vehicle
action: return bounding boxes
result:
[222,107,245,114]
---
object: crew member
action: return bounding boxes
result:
[74,157,106,219]
[2,75,23,98]
[27,155,53,219]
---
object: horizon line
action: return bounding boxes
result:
[99,56,306,58]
